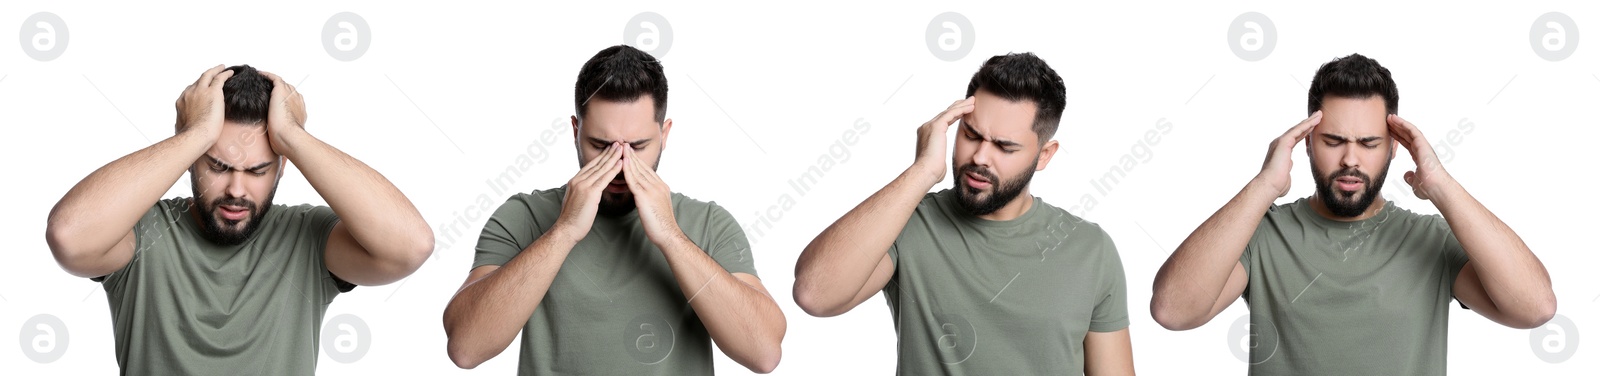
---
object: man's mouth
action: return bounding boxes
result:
[1334,176,1364,192]
[964,171,992,190]
[218,205,250,221]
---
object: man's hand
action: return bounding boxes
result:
[1254,111,1322,197]
[259,71,308,156]
[622,145,682,245]
[553,142,625,241]
[173,65,235,143]
[911,97,975,182]
[1388,114,1455,200]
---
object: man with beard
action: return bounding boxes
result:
[442,45,785,374]
[794,52,1135,375]
[44,65,434,374]
[1150,54,1556,375]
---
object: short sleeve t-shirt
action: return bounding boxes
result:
[472,186,758,376]
[99,197,346,375]
[1239,198,1469,375]
[883,189,1130,375]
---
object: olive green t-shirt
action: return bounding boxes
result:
[883,189,1130,375]
[99,197,348,375]
[472,186,758,376]
[1240,198,1469,375]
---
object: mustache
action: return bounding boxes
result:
[211,196,258,211]
[1327,167,1370,183]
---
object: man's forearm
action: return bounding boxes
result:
[1152,177,1276,329]
[47,130,212,268]
[793,164,938,314]
[278,128,431,260]
[656,233,785,373]
[1428,178,1555,322]
[444,228,582,368]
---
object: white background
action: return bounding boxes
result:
[1,1,1595,374]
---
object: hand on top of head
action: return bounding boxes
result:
[173,65,235,141]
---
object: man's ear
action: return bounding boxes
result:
[570,115,581,139]
[1036,140,1060,171]
[1388,138,1398,161]
[660,118,673,147]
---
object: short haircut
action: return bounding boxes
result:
[573,45,668,123]
[964,52,1067,143]
[222,65,272,125]
[1307,53,1399,116]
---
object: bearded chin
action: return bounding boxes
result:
[1312,160,1390,218]
[954,163,1036,217]
[189,171,278,246]
[597,192,636,217]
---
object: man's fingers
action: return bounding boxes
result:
[604,146,625,178]
[938,102,976,129]
[620,146,638,188]
[208,68,235,89]
[1387,114,1423,147]
[622,146,656,184]
[596,143,626,183]
[929,97,976,125]
[573,143,610,181]
[261,71,290,100]
[577,143,620,181]
[1285,111,1322,141]
[196,64,226,87]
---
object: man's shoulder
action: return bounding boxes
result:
[912,189,955,215]
[268,203,335,219]
[490,187,568,219]
[1031,197,1116,246]
[669,191,735,221]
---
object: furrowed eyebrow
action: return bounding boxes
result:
[585,136,653,145]
[245,161,275,171]
[205,155,234,170]
[962,122,1020,148]
[962,121,985,137]
[1320,134,1383,144]
[205,155,274,172]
